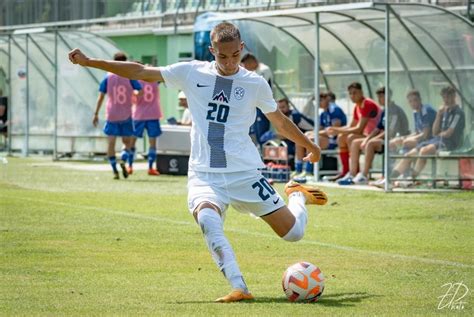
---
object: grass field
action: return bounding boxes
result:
[1,157,473,316]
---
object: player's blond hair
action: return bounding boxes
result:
[211,22,241,44]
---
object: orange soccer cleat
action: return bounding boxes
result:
[148,168,160,176]
[127,166,133,175]
[284,181,328,205]
[215,289,255,303]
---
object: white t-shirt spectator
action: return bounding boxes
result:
[181,108,192,125]
[257,62,272,84]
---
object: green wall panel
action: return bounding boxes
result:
[108,33,193,122]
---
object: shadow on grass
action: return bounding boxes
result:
[126,178,181,183]
[255,292,379,307]
[311,292,380,307]
[172,292,380,306]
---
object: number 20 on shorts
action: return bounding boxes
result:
[252,178,276,201]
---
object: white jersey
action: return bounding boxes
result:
[160,60,277,173]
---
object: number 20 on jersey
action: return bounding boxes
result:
[206,103,229,123]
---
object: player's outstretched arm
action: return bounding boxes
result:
[266,110,321,163]
[68,48,164,82]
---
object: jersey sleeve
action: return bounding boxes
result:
[99,77,107,93]
[377,111,385,130]
[331,107,346,125]
[159,62,194,90]
[130,80,142,90]
[256,77,277,114]
[297,113,314,130]
[449,111,464,130]
[422,107,435,129]
[360,99,379,118]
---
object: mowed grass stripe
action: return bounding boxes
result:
[11,195,474,269]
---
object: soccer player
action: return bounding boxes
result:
[326,82,382,184]
[391,89,437,155]
[69,22,327,303]
[345,86,409,185]
[391,86,465,187]
[294,92,347,178]
[129,77,163,176]
[371,89,436,188]
[94,52,142,179]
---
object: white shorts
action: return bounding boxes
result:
[187,169,286,218]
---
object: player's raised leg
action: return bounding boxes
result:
[261,182,327,241]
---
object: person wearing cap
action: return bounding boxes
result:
[177,91,192,126]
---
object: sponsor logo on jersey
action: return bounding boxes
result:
[213,90,229,103]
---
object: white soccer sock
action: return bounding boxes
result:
[197,208,248,292]
[283,192,308,242]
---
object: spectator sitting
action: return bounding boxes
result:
[260,98,314,166]
[326,82,382,183]
[391,86,465,187]
[341,86,409,185]
[241,53,272,145]
[373,89,436,187]
[390,89,437,155]
[177,91,191,126]
[0,88,7,141]
[293,91,347,178]
[241,53,273,84]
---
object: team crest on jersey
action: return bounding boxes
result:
[234,87,245,100]
[212,90,229,103]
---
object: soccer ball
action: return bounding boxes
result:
[282,262,325,302]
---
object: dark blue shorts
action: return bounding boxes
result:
[103,118,134,137]
[133,119,162,138]
[417,136,445,150]
[327,143,338,150]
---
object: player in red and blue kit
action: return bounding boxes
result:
[94,52,142,179]
[129,79,163,176]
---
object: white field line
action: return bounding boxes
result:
[16,197,474,269]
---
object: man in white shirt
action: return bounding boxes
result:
[177,91,192,126]
[69,22,327,303]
